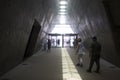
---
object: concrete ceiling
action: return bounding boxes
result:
[43,0,79,33]
[44,0,103,33]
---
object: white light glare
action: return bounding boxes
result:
[60,6,67,9]
[59,12,67,15]
[59,1,67,5]
[59,9,66,12]
[60,15,66,24]
[51,25,74,34]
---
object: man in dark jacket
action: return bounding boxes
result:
[87,36,101,73]
[48,39,51,51]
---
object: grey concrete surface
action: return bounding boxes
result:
[0,0,56,76]
[0,0,120,77]
[69,0,120,67]
[0,48,120,80]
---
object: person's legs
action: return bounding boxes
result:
[95,56,100,73]
[79,54,83,67]
[76,53,84,67]
[87,57,94,72]
[76,55,80,66]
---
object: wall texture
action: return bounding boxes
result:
[103,0,120,60]
[0,0,120,77]
[0,0,46,76]
[70,0,120,67]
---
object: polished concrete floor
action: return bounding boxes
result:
[0,48,120,80]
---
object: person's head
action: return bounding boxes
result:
[78,38,82,42]
[92,36,97,41]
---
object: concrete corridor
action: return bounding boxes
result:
[0,48,120,80]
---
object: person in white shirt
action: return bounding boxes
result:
[76,38,85,67]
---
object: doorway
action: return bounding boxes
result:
[49,34,77,48]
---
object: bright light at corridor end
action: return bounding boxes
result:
[51,25,74,34]
[60,15,66,24]
[62,48,82,80]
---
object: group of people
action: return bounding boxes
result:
[75,36,101,73]
[43,36,101,73]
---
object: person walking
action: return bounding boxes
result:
[48,39,51,52]
[87,36,101,73]
[76,38,85,67]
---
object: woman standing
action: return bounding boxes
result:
[76,38,85,67]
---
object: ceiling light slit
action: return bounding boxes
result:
[60,6,67,9]
[59,1,68,5]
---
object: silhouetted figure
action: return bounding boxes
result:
[57,39,60,46]
[87,36,101,73]
[43,38,47,51]
[73,39,77,48]
[48,39,51,51]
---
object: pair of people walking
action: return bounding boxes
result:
[75,36,101,73]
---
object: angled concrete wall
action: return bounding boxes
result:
[70,0,120,67]
[103,0,120,58]
[0,0,120,77]
[0,0,46,76]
